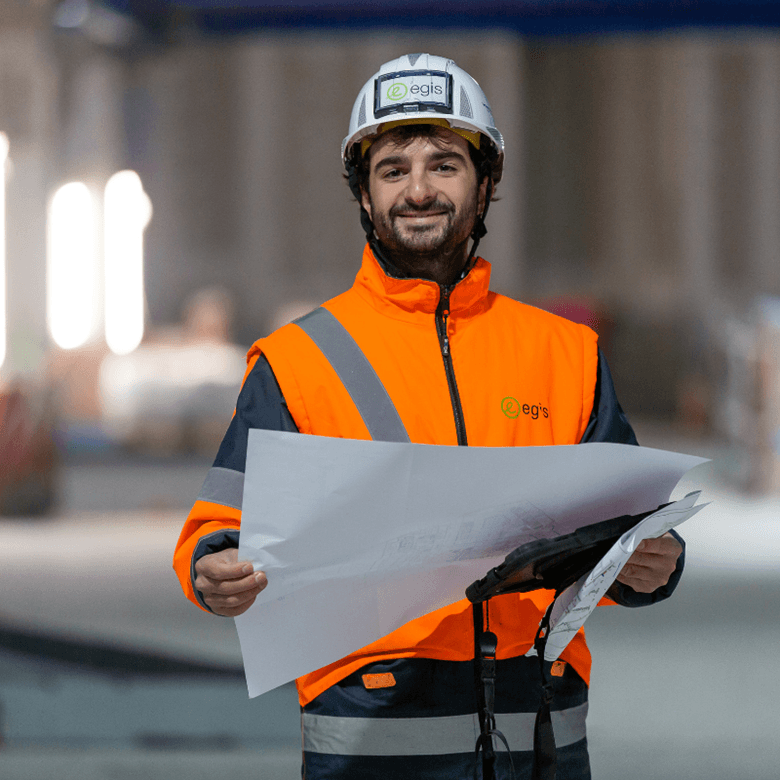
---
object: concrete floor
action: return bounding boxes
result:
[1,432,778,779]
[0,748,302,780]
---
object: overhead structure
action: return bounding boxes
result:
[57,0,780,46]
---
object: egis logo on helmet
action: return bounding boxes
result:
[386,81,444,101]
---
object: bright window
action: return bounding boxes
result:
[47,182,98,351]
[104,171,152,356]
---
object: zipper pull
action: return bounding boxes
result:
[442,309,450,356]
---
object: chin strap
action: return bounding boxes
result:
[466,177,493,269]
[368,235,397,275]
[347,159,377,241]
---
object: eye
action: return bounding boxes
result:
[381,167,403,180]
[436,162,458,173]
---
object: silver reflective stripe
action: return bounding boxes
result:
[303,711,479,756]
[295,307,411,444]
[197,466,244,510]
[302,702,587,756]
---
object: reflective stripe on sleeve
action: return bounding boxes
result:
[197,466,244,510]
[302,702,587,756]
[294,307,411,444]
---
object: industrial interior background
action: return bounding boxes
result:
[0,1,779,778]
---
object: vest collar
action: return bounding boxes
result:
[353,243,492,319]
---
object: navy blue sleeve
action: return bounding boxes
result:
[212,353,299,473]
[579,348,638,445]
[579,348,685,607]
[192,354,299,569]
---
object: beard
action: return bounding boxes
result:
[371,193,478,283]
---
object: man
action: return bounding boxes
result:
[174,54,684,779]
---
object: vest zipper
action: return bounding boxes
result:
[436,286,468,446]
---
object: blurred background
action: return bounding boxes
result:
[1,1,779,778]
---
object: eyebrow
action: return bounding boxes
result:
[372,149,469,172]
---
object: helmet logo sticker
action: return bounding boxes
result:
[374,70,453,119]
[387,83,408,102]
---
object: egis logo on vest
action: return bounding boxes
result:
[501,397,549,420]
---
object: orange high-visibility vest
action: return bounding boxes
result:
[252,244,600,706]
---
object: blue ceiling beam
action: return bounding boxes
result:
[92,0,780,38]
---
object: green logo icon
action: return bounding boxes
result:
[387,83,408,102]
[501,397,520,419]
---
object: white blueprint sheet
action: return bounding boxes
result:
[235,430,707,697]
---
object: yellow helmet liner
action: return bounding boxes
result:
[360,117,481,157]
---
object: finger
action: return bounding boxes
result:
[196,570,267,597]
[206,586,263,615]
[209,595,260,618]
[637,534,682,556]
[623,550,678,570]
[617,556,676,590]
[623,556,677,579]
[615,567,663,593]
[622,551,657,568]
[207,590,260,610]
[615,576,658,593]
[196,552,254,582]
[618,562,661,581]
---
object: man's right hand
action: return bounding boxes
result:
[193,548,267,617]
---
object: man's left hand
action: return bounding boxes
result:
[614,532,683,594]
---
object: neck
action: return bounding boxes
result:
[371,238,471,287]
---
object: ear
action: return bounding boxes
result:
[360,186,373,221]
[477,177,489,216]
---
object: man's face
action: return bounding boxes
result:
[360,128,487,284]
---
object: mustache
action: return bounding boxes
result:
[389,199,454,218]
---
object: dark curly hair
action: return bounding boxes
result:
[347,123,499,201]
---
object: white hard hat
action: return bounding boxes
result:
[342,53,504,181]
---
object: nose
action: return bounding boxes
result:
[404,168,436,205]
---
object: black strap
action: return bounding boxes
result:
[531,601,558,780]
[472,600,516,780]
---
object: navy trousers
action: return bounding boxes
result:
[301,655,591,780]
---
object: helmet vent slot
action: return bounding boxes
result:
[357,95,367,128]
[406,53,423,66]
[487,127,503,147]
[459,86,473,119]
